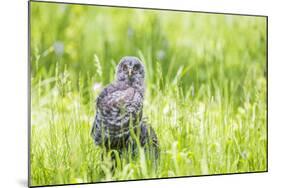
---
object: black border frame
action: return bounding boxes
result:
[28,0,268,187]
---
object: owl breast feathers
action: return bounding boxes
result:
[91,56,159,159]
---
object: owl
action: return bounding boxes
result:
[91,56,159,160]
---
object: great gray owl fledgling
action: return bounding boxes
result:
[91,56,159,159]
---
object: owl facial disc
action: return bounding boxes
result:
[116,56,145,85]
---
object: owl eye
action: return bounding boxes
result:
[133,64,140,71]
[122,65,128,71]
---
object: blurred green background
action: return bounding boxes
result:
[30,1,267,186]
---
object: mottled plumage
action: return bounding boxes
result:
[91,56,159,159]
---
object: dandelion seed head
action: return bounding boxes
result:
[92,83,102,92]
[156,50,166,60]
[53,41,64,56]
[127,27,134,37]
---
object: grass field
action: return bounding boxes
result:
[29,2,267,186]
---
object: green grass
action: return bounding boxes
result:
[30,2,267,186]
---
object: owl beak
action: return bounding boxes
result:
[128,69,132,77]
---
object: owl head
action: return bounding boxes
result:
[116,56,145,85]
